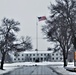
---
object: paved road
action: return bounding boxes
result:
[3,65,59,75]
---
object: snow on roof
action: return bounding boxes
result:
[18,50,53,54]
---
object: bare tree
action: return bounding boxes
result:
[42,0,76,67]
[20,36,33,51]
[0,18,20,70]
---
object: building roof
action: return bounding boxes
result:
[18,50,53,54]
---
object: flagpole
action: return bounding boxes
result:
[36,16,46,51]
[36,18,38,51]
[35,17,39,62]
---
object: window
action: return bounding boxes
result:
[18,58,20,60]
[52,58,54,60]
[37,54,39,56]
[14,58,16,60]
[47,54,50,56]
[33,54,35,56]
[44,54,46,56]
[56,58,58,60]
[60,58,62,60]
[44,58,46,61]
[41,58,43,61]
[33,58,35,61]
[22,54,23,56]
[22,58,24,60]
[41,54,43,56]
[30,54,31,56]
[30,58,32,61]
[52,54,54,56]
[56,54,58,56]
[26,54,28,56]
[18,54,19,56]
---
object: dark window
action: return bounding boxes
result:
[48,54,50,56]
[56,54,58,56]
[52,58,54,60]
[44,54,46,56]
[33,54,35,56]
[18,58,20,60]
[60,58,62,60]
[33,58,35,60]
[14,58,16,60]
[37,54,39,56]
[22,54,24,56]
[22,58,24,60]
[41,58,43,61]
[41,54,43,56]
[44,58,46,60]
[30,58,32,61]
[52,54,54,56]
[26,54,28,56]
[56,58,58,60]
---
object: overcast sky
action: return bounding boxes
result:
[0,0,55,50]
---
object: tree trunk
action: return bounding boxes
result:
[0,52,6,70]
[63,49,67,67]
[63,57,67,67]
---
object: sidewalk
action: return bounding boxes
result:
[48,62,76,75]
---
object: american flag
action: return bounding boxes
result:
[38,16,46,21]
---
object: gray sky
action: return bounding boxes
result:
[0,0,55,50]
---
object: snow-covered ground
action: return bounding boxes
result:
[0,62,34,75]
[0,62,76,75]
[49,62,76,75]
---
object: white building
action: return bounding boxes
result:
[51,50,63,62]
[11,50,63,62]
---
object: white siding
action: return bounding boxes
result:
[11,50,63,62]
